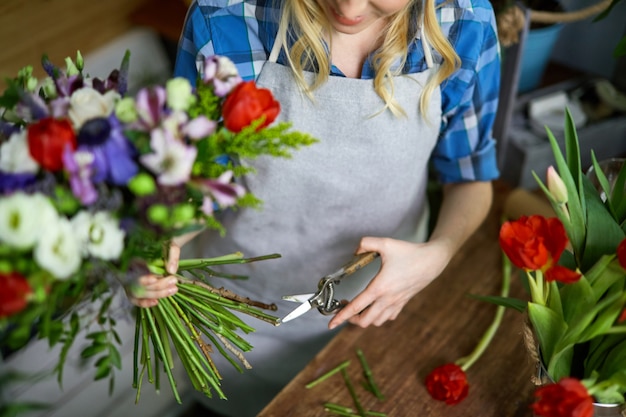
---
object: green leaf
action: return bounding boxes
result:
[109,346,122,370]
[588,257,625,300]
[81,343,107,359]
[94,356,112,380]
[614,36,626,58]
[581,177,626,271]
[528,302,567,365]
[593,0,623,21]
[560,275,594,324]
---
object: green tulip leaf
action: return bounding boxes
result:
[560,275,594,324]
[582,177,626,272]
[588,258,625,300]
[548,344,574,381]
[528,302,567,366]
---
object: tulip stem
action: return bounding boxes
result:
[457,252,511,371]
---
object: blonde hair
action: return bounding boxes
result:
[275,0,461,117]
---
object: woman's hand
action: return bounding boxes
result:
[328,237,451,329]
[127,242,181,308]
[328,181,493,329]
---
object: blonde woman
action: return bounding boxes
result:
[136,0,501,415]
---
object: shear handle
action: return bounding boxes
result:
[322,251,379,283]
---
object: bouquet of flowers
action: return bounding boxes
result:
[0,51,316,406]
[425,110,626,416]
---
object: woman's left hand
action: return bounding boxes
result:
[328,236,452,329]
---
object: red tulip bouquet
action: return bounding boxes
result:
[0,51,316,406]
[425,109,626,416]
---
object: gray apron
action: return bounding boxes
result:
[189,37,442,416]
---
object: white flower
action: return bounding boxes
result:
[69,87,120,128]
[0,130,39,173]
[0,192,56,249]
[34,217,81,280]
[71,211,125,260]
[140,128,197,186]
[166,77,195,111]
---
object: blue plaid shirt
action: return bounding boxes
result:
[174,0,501,183]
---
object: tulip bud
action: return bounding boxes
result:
[547,166,568,204]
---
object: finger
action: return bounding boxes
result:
[328,292,376,329]
[128,296,158,308]
[166,243,181,275]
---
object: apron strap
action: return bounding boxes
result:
[269,34,283,63]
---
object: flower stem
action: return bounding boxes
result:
[341,368,366,416]
[356,349,385,401]
[457,252,511,371]
[305,360,351,389]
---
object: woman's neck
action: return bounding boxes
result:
[328,21,386,78]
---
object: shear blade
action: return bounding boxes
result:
[280,301,313,323]
[282,293,315,303]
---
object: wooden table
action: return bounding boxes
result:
[258,182,538,417]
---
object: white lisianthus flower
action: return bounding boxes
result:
[166,77,195,111]
[69,87,120,128]
[34,217,81,280]
[0,130,39,173]
[0,192,56,249]
[140,128,197,186]
[72,211,125,260]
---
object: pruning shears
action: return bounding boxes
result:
[280,252,379,323]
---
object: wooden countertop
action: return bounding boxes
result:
[258,182,537,417]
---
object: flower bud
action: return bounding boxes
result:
[147,204,169,225]
[128,173,156,196]
[166,77,195,111]
[65,57,79,76]
[75,51,84,71]
[41,77,57,99]
[547,166,568,204]
[115,97,138,123]
[172,203,195,224]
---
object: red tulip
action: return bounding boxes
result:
[27,117,77,171]
[532,378,594,417]
[222,81,280,133]
[499,215,581,283]
[0,271,32,318]
[425,363,469,405]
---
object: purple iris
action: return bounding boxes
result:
[0,172,37,194]
[77,116,139,186]
[62,146,97,205]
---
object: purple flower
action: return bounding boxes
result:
[194,171,245,215]
[202,56,242,97]
[135,86,167,129]
[76,116,139,186]
[0,172,37,194]
[63,146,98,205]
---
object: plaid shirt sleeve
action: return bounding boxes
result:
[430,0,501,183]
[174,0,278,83]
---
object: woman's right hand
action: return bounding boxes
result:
[127,241,182,308]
